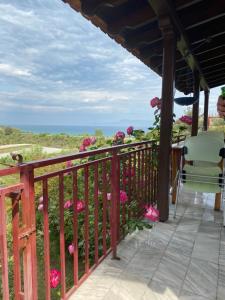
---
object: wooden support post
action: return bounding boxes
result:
[191,72,200,136]
[203,90,209,131]
[157,17,176,222]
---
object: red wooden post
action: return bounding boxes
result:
[111,150,120,259]
[0,193,10,300]
[191,72,200,136]
[20,166,38,300]
[203,90,209,131]
[157,17,176,221]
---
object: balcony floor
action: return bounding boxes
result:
[69,190,225,300]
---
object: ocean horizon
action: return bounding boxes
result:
[7,124,150,136]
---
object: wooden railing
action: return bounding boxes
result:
[0,141,159,300]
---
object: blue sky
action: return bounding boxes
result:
[0,0,222,128]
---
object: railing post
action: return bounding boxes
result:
[20,166,38,300]
[111,149,120,260]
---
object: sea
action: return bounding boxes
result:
[10,124,149,136]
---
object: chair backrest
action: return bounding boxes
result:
[184,132,224,163]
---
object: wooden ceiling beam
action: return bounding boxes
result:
[178,0,225,30]
[124,24,161,48]
[200,54,225,69]
[148,0,209,92]
[203,66,225,77]
[80,0,127,16]
[107,4,156,34]
[188,16,225,45]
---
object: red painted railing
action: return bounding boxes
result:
[0,141,159,300]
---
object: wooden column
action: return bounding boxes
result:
[203,90,209,131]
[191,72,200,136]
[157,18,176,222]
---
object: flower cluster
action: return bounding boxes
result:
[113,131,125,145]
[144,205,159,222]
[38,196,44,211]
[64,199,85,212]
[79,136,97,152]
[106,190,128,204]
[150,97,161,109]
[179,115,192,125]
[126,126,134,135]
[50,269,61,288]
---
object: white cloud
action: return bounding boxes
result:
[0,63,32,77]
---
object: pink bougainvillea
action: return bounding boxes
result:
[38,203,44,211]
[64,200,72,209]
[68,244,74,255]
[39,196,43,204]
[107,193,111,201]
[82,137,92,147]
[79,144,87,152]
[76,200,85,213]
[179,115,192,125]
[126,126,134,135]
[65,160,73,168]
[144,205,159,222]
[120,190,128,204]
[64,199,85,212]
[50,269,61,288]
[150,97,161,108]
[115,131,125,140]
[90,136,97,144]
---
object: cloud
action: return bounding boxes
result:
[0,63,32,77]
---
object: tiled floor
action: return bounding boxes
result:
[69,190,225,300]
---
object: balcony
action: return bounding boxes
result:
[69,191,225,300]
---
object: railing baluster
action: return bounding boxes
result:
[43,179,51,300]
[72,170,79,286]
[59,174,66,298]
[84,166,89,273]
[11,192,21,300]
[102,161,107,255]
[0,193,10,300]
[94,163,99,265]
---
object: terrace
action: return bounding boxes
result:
[1,0,225,299]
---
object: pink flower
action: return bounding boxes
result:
[127,126,134,135]
[68,244,74,255]
[150,97,161,108]
[107,193,111,201]
[76,200,85,213]
[79,144,87,152]
[82,137,92,147]
[64,200,72,209]
[120,190,128,204]
[179,115,192,125]
[90,136,97,145]
[39,196,43,204]
[50,269,61,288]
[115,131,125,140]
[66,160,73,168]
[144,205,159,222]
[38,203,43,211]
[64,199,85,212]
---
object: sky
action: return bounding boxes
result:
[0,0,223,128]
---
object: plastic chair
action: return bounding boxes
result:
[173,132,225,226]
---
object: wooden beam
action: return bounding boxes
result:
[148,0,209,92]
[108,4,156,34]
[179,0,225,30]
[157,17,176,222]
[191,72,200,136]
[200,54,225,69]
[80,0,127,15]
[203,90,209,131]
